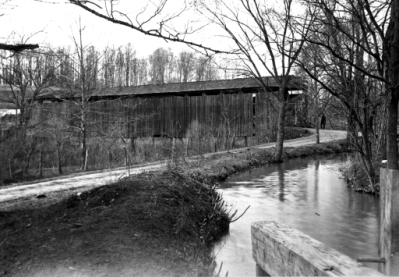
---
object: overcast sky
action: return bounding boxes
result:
[1,0,305,76]
[1,0,199,56]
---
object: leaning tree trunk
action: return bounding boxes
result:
[274,84,288,162]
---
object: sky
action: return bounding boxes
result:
[0,0,306,75]
[0,0,202,57]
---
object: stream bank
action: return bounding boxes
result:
[184,139,350,182]
[0,139,349,277]
[0,171,230,277]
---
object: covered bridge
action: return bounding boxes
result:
[33,76,306,139]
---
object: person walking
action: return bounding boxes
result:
[320,114,326,129]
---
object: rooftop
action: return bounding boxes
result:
[86,75,305,98]
[0,76,306,104]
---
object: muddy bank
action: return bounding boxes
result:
[0,172,230,277]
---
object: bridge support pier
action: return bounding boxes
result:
[379,168,399,275]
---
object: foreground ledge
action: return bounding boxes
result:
[251,221,383,276]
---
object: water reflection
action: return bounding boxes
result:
[212,156,387,276]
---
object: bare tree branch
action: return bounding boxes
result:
[69,0,233,55]
[0,43,39,52]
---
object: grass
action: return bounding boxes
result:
[0,137,350,277]
[1,127,310,185]
[0,171,230,277]
[183,139,350,183]
[338,155,380,194]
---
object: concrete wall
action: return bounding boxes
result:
[252,221,383,276]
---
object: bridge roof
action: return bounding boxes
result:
[87,75,305,98]
[0,76,306,103]
[0,85,66,108]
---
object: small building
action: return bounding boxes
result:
[32,76,306,139]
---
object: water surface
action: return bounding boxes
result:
[213,156,399,276]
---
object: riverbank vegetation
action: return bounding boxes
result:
[0,139,349,277]
[0,171,231,277]
[339,156,382,194]
[0,126,308,185]
[183,139,350,183]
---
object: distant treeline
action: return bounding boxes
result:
[0,45,238,90]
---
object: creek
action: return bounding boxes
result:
[213,155,399,276]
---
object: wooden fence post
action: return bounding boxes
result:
[379,168,399,275]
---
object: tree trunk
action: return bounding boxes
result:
[124,147,128,171]
[8,159,12,179]
[315,94,320,144]
[274,84,287,162]
[0,161,3,186]
[108,150,111,169]
[316,115,320,144]
[24,142,36,175]
[387,90,399,169]
[81,121,88,170]
[39,150,43,178]
[84,149,89,171]
[386,0,399,170]
[313,54,319,144]
[57,147,63,174]
[0,140,3,185]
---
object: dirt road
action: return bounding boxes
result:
[0,128,346,210]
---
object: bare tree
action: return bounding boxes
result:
[149,48,172,84]
[124,44,134,86]
[299,0,397,170]
[0,50,56,130]
[177,51,195,82]
[196,0,314,161]
[195,55,218,81]
[294,0,394,185]
[297,40,325,144]
[54,23,103,170]
[39,115,71,175]
[0,48,57,175]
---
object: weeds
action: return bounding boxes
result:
[0,168,235,276]
[339,155,379,194]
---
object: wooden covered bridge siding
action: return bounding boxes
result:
[32,76,305,139]
[34,90,277,139]
[130,90,277,138]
